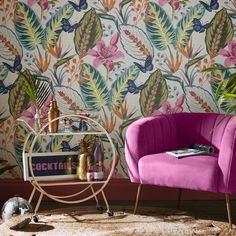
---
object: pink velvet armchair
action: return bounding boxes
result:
[125,112,236,228]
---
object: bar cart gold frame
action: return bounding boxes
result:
[18,114,116,220]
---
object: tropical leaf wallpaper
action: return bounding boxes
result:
[0,0,235,179]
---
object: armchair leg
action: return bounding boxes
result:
[134,184,142,214]
[225,193,232,229]
[177,188,182,209]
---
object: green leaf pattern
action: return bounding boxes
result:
[145,2,175,51]
[109,65,140,110]
[14,2,43,51]
[8,72,31,119]
[43,3,74,47]
[175,4,205,49]
[0,148,20,177]
[79,63,109,110]
[205,9,234,58]
[74,8,103,58]
[139,70,168,116]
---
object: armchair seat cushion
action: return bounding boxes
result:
[138,153,219,192]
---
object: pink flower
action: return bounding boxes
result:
[28,0,48,10]
[171,0,180,10]
[21,105,37,127]
[88,33,125,72]
[159,0,180,10]
[219,40,236,67]
[21,94,54,128]
[152,94,185,116]
[159,0,170,7]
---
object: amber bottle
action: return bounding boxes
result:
[48,100,60,133]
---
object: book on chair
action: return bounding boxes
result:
[166,144,214,158]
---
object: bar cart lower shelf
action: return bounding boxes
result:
[19,114,116,221]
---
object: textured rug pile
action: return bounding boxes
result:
[0,204,235,235]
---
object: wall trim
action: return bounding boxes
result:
[1,178,235,202]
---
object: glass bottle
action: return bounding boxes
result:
[48,100,60,133]
[93,136,104,181]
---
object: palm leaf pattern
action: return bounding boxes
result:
[175,4,205,49]
[145,2,175,51]
[34,76,53,109]
[80,63,109,111]
[109,65,140,110]
[22,70,52,109]
[14,2,43,51]
[43,3,74,48]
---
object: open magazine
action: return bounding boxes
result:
[166,144,214,158]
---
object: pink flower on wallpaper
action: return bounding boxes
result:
[88,33,125,72]
[22,106,37,127]
[159,0,180,9]
[219,40,236,67]
[28,0,48,10]
[21,94,54,128]
[152,94,185,116]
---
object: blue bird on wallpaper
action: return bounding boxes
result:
[61,141,80,152]
[127,80,145,94]
[71,120,88,132]
[0,80,14,94]
[134,55,153,73]
[193,19,210,33]
[68,0,88,11]
[199,0,219,12]
[62,18,80,33]
[3,55,22,73]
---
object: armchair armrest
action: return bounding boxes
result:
[125,115,178,183]
[218,117,236,193]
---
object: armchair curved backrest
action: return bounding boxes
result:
[125,112,236,193]
[125,112,236,228]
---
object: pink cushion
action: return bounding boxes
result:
[138,152,219,192]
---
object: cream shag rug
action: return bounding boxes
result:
[0,205,235,236]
